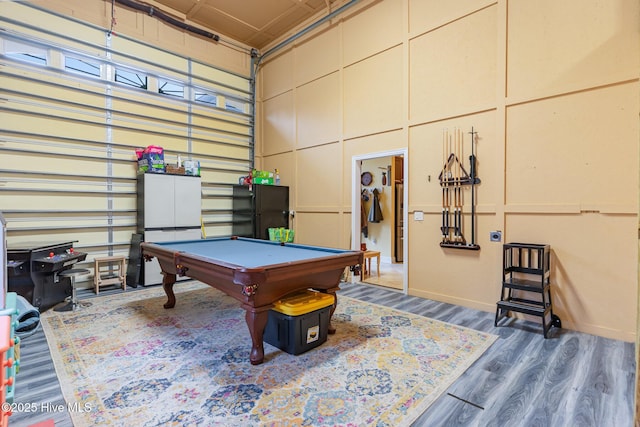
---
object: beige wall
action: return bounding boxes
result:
[257,0,640,341]
[13,0,639,341]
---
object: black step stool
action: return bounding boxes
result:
[495,243,561,337]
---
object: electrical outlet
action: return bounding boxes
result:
[490,231,502,242]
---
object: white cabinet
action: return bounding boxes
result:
[137,173,202,285]
[174,177,202,228]
[142,229,202,286]
[139,174,201,230]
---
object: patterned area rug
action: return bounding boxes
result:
[41,282,497,426]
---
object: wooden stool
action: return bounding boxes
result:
[94,256,126,294]
[362,250,381,278]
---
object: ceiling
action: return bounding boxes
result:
[145,0,340,50]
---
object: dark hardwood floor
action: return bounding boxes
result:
[11,281,635,426]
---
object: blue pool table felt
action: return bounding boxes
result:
[155,238,348,269]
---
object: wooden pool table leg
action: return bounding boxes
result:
[325,289,339,334]
[162,272,177,309]
[245,307,269,365]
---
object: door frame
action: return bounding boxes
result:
[351,148,408,294]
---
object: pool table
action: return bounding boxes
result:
[141,236,363,365]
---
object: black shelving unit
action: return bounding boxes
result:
[495,243,561,338]
[232,184,289,240]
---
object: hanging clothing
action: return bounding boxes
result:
[361,193,369,238]
[368,188,383,223]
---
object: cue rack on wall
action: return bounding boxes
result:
[438,127,480,250]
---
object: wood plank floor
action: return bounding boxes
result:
[11,280,635,427]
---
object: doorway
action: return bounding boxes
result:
[351,149,408,293]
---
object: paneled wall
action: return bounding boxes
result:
[0,0,637,341]
[256,0,640,341]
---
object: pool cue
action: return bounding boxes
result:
[454,128,461,242]
[445,130,451,242]
[441,130,447,241]
[450,129,455,243]
[469,126,478,246]
[447,131,452,243]
[448,129,453,243]
[457,128,465,244]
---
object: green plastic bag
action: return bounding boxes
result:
[268,227,295,242]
